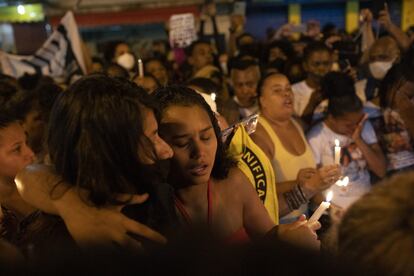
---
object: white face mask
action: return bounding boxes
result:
[369,61,393,80]
[116,53,135,70]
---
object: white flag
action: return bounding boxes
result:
[0,11,86,83]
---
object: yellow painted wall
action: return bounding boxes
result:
[346,0,359,34]
[402,0,414,31]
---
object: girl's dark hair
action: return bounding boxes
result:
[186,77,220,95]
[0,114,18,130]
[132,72,161,89]
[323,72,362,117]
[264,39,295,63]
[327,93,363,118]
[153,85,235,179]
[303,41,332,62]
[321,71,355,98]
[0,80,31,121]
[104,62,129,79]
[48,74,155,206]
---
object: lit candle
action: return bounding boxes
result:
[308,191,333,224]
[336,176,349,187]
[334,139,341,165]
[210,92,216,102]
[138,59,144,78]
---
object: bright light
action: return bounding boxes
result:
[17,5,26,15]
[336,176,349,187]
[335,139,340,147]
[211,93,216,102]
[341,176,349,187]
[326,190,333,202]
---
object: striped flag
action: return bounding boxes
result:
[0,11,86,83]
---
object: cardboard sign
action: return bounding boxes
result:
[169,13,197,48]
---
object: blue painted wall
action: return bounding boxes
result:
[246,0,402,39]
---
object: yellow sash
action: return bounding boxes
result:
[227,126,279,224]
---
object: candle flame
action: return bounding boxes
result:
[336,176,350,187]
[326,191,333,202]
[211,93,216,102]
[342,176,349,187]
[335,139,340,147]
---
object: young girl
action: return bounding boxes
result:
[307,76,386,210]
[0,113,35,242]
[14,75,173,254]
[17,85,321,250]
[153,86,320,247]
[0,80,36,244]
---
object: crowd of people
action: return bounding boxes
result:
[1,2,414,274]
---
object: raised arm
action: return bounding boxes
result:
[351,116,386,178]
[360,9,375,53]
[378,5,411,51]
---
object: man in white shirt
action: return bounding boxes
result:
[292,42,333,124]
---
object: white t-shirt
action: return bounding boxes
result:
[307,121,378,209]
[292,79,381,122]
[292,80,314,117]
[233,96,259,119]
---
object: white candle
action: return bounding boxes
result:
[138,59,144,78]
[334,139,341,165]
[308,191,333,224]
[210,92,216,102]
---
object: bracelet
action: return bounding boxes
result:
[283,185,308,211]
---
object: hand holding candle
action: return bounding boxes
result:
[334,139,341,165]
[308,190,333,224]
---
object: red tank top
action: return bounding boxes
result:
[174,180,250,243]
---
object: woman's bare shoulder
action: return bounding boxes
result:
[250,123,274,159]
[215,167,251,194]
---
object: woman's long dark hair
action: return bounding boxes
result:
[153,85,235,180]
[48,74,154,206]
